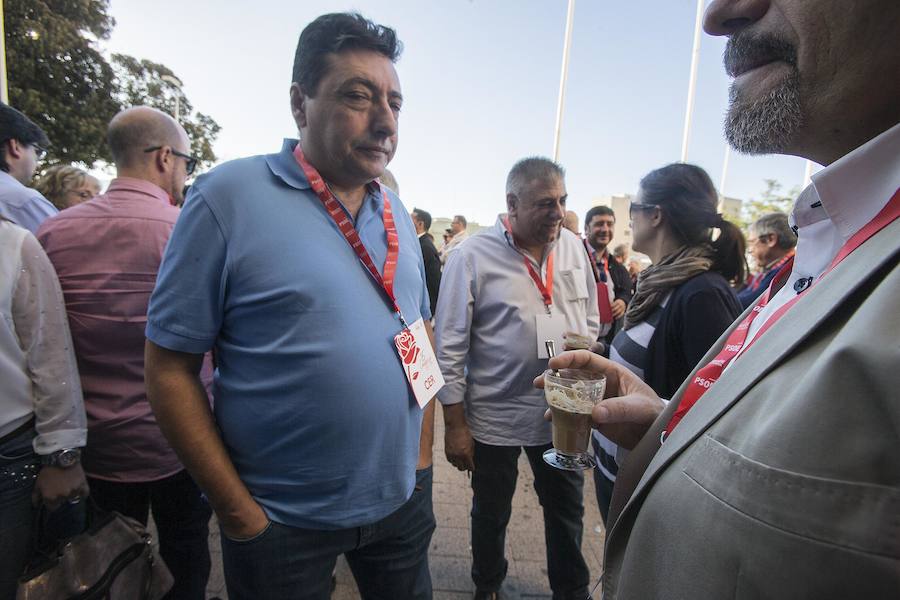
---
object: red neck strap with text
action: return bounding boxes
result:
[663,188,900,440]
[293,146,406,327]
[503,215,554,310]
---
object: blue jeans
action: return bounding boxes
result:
[471,441,590,600]
[222,466,435,600]
[87,470,212,600]
[0,426,39,600]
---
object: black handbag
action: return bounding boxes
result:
[16,502,173,600]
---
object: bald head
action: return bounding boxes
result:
[563,210,579,234]
[107,106,187,169]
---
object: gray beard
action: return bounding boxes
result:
[725,71,803,154]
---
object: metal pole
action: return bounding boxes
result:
[680,0,704,162]
[552,0,576,162]
[719,144,731,195]
[803,159,814,186]
[1,1,9,104]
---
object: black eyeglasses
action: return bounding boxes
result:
[144,146,198,176]
[32,145,48,161]
[629,202,658,218]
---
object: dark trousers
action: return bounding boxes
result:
[87,469,212,600]
[592,468,614,527]
[221,466,436,600]
[0,426,38,600]
[471,441,590,600]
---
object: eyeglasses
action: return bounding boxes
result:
[747,233,773,245]
[144,146,198,176]
[32,145,47,161]
[628,202,658,219]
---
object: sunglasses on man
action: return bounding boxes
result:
[144,146,199,176]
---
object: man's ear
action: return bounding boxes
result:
[6,138,24,160]
[506,193,518,215]
[154,147,172,174]
[764,235,779,250]
[290,83,309,129]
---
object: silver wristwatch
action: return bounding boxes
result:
[40,448,82,468]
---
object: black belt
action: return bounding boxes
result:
[0,416,36,447]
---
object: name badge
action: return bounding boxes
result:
[535,312,567,359]
[394,318,445,408]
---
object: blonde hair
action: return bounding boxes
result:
[34,166,94,210]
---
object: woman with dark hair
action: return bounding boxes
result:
[591,163,746,523]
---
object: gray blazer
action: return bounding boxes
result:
[602,216,900,599]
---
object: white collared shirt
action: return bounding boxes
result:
[435,217,600,446]
[739,122,900,353]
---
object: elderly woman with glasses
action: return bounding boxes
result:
[590,163,747,524]
[34,165,102,211]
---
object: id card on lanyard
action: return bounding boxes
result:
[662,189,900,441]
[502,216,566,358]
[293,145,444,407]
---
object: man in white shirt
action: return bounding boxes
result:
[545,1,900,598]
[440,213,469,263]
[0,105,58,233]
[436,157,599,600]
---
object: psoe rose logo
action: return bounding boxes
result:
[396,330,421,366]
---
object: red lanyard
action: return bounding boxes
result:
[293,146,406,327]
[664,189,900,440]
[503,216,554,310]
[748,250,794,292]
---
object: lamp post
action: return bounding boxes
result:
[160,74,183,122]
[1,2,9,104]
[680,0,705,162]
[552,0,576,162]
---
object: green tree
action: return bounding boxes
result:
[111,54,221,169]
[6,0,120,166]
[738,179,798,230]
[5,0,220,170]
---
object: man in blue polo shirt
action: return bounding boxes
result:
[144,13,435,600]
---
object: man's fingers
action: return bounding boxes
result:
[593,395,664,427]
[535,350,606,388]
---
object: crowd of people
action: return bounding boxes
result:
[1,1,898,599]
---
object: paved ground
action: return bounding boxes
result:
[202,407,607,599]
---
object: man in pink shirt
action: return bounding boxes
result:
[37,106,212,600]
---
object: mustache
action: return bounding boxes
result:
[724,31,797,78]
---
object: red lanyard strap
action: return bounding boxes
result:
[663,188,900,440]
[293,145,405,326]
[503,215,554,308]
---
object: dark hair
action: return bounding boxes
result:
[639,163,747,285]
[0,104,50,172]
[292,13,403,95]
[584,205,615,227]
[412,207,432,231]
[453,214,467,228]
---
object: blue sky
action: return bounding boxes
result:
[103,0,816,225]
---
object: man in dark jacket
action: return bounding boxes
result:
[412,207,442,317]
[584,205,633,353]
[738,212,796,308]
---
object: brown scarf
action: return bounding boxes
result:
[624,244,716,329]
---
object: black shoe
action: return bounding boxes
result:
[473,590,500,600]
